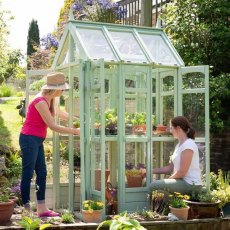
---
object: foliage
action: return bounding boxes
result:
[160,0,230,76]
[0,99,22,148]
[105,108,117,134]
[209,73,230,132]
[151,191,167,214]
[97,211,147,230]
[0,84,15,97]
[169,192,190,208]
[0,49,24,83]
[82,199,104,211]
[5,151,22,181]
[210,169,230,207]
[197,190,216,203]
[29,79,45,91]
[0,186,10,202]
[27,19,40,57]
[125,163,145,177]
[0,2,15,83]
[61,210,75,223]
[18,214,51,230]
[131,112,146,126]
[160,0,230,132]
[72,0,127,23]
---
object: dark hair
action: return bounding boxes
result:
[171,116,195,139]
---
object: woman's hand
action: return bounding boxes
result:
[72,128,80,135]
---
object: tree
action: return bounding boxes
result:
[160,0,230,76]
[0,0,14,84]
[27,19,40,59]
[160,0,230,132]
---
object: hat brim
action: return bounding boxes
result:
[41,83,70,90]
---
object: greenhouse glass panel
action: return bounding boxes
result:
[75,28,117,61]
[92,142,110,191]
[183,93,205,137]
[124,67,148,135]
[182,72,205,89]
[125,142,147,188]
[196,142,206,174]
[163,95,174,126]
[109,31,148,63]
[139,34,179,65]
[152,141,175,180]
[163,75,174,91]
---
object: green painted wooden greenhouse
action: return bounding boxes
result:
[26,19,210,215]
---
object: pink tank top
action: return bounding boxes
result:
[21,97,50,138]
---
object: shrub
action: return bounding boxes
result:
[0,84,15,97]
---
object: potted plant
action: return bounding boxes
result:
[210,170,230,217]
[0,188,15,225]
[151,190,167,214]
[185,189,220,219]
[81,199,104,223]
[97,211,147,230]
[131,112,146,135]
[168,192,190,220]
[105,109,117,135]
[125,163,145,188]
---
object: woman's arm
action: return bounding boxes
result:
[54,99,79,121]
[168,149,193,179]
[35,101,80,135]
[153,163,174,174]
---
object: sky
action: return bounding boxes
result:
[2,0,65,55]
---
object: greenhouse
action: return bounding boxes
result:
[26,19,209,214]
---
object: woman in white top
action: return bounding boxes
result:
[150,116,202,195]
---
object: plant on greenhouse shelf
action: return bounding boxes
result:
[72,0,127,23]
[105,109,117,135]
[125,163,146,187]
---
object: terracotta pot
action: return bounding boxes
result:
[169,206,190,220]
[132,125,146,135]
[185,200,220,219]
[95,169,110,191]
[127,175,143,187]
[0,200,14,225]
[156,125,167,134]
[82,209,103,223]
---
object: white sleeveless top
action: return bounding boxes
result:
[172,138,202,185]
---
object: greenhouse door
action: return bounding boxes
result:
[178,66,210,187]
[81,59,107,210]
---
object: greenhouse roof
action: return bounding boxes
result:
[53,20,185,67]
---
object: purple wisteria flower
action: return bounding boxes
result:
[72,0,127,22]
[40,33,59,50]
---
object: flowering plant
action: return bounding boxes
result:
[169,192,190,208]
[72,0,127,23]
[82,199,104,211]
[125,163,146,177]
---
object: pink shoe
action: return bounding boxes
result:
[38,210,60,217]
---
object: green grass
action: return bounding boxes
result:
[0,98,22,149]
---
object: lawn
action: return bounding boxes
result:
[0,97,22,149]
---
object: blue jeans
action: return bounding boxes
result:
[19,133,47,205]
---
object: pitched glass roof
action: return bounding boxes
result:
[55,21,184,66]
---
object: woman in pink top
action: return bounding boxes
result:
[19,72,80,217]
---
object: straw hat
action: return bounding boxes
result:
[41,72,70,90]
